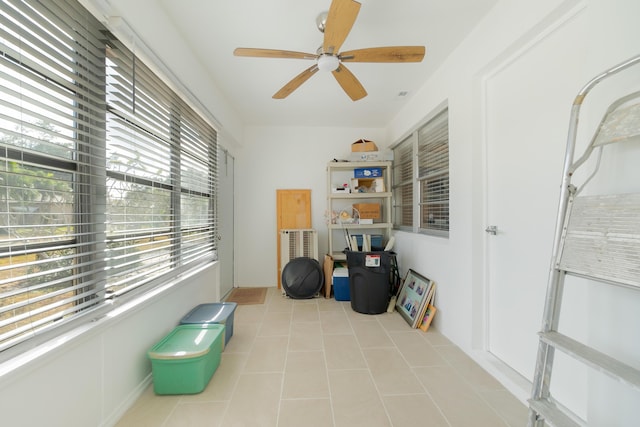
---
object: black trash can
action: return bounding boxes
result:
[345,251,397,314]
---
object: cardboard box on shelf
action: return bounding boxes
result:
[351,178,384,193]
[353,203,381,220]
[351,139,378,152]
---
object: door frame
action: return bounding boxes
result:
[218,146,235,299]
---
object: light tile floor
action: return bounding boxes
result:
[115,287,528,427]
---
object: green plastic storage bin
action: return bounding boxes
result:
[148,323,225,395]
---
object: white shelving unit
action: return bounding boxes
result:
[326,161,392,261]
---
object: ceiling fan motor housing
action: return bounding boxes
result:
[317,53,340,72]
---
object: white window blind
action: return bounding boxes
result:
[104,36,218,297]
[179,111,217,266]
[0,0,107,351]
[417,108,449,235]
[0,0,218,354]
[392,136,413,228]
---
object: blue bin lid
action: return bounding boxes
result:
[180,302,237,324]
[148,324,224,360]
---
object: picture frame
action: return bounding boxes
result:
[416,282,436,330]
[395,269,434,328]
[418,304,437,332]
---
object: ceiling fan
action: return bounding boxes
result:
[233,0,426,101]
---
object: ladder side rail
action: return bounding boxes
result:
[529,103,579,426]
[535,52,640,342]
[528,53,640,427]
[565,54,640,182]
[569,89,640,185]
[548,54,640,273]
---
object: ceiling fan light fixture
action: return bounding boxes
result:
[317,54,339,72]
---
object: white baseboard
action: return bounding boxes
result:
[102,374,153,427]
[469,349,532,404]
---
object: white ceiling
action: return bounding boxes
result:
[104,0,498,128]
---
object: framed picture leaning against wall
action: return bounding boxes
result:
[395,269,434,328]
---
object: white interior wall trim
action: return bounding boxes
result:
[476,0,587,353]
[0,261,218,385]
[467,0,589,402]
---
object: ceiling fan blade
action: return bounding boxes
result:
[323,0,361,55]
[332,63,367,101]
[234,48,317,60]
[273,65,320,99]
[340,46,426,63]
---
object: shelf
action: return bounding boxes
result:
[329,192,392,199]
[327,160,393,259]
[330,252,347,261]
[328,223,392,230]
[327,160,391,169]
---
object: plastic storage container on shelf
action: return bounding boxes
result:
[332,267,350,301]
[180,302,237,348]
[354,167,383,178]
[148,324,225,395]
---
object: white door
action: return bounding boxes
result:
[485,11,587,379]
[218,147,235,299]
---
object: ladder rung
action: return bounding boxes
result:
[528,398,585,427]
[540,331,640,390]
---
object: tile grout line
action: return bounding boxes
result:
[320,297,343,427]
[348,312,396,426]
[275,291,295,427]
[433,343,512,426]
[221,296,269,425]
[375,313,454,427]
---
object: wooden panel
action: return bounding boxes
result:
[276,189,311,287]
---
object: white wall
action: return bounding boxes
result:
[234,125,386,286]
[0,263,220,427]
[0,3,237,427]
[231,1,640,421]
[385,0,640,423]
[2,0,638,426]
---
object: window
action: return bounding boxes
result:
[0,0,218,355]
[392,107,449,237]
[104,37,217,297]
[391,136,414,229]
[417,109,449,235]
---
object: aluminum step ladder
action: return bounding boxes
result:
[528,54,640,427]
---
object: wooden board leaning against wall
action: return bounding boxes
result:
[276,189,311,288]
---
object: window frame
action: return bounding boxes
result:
[391,104,450,238]
[391,135,415,231]
[0,0,218,358]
